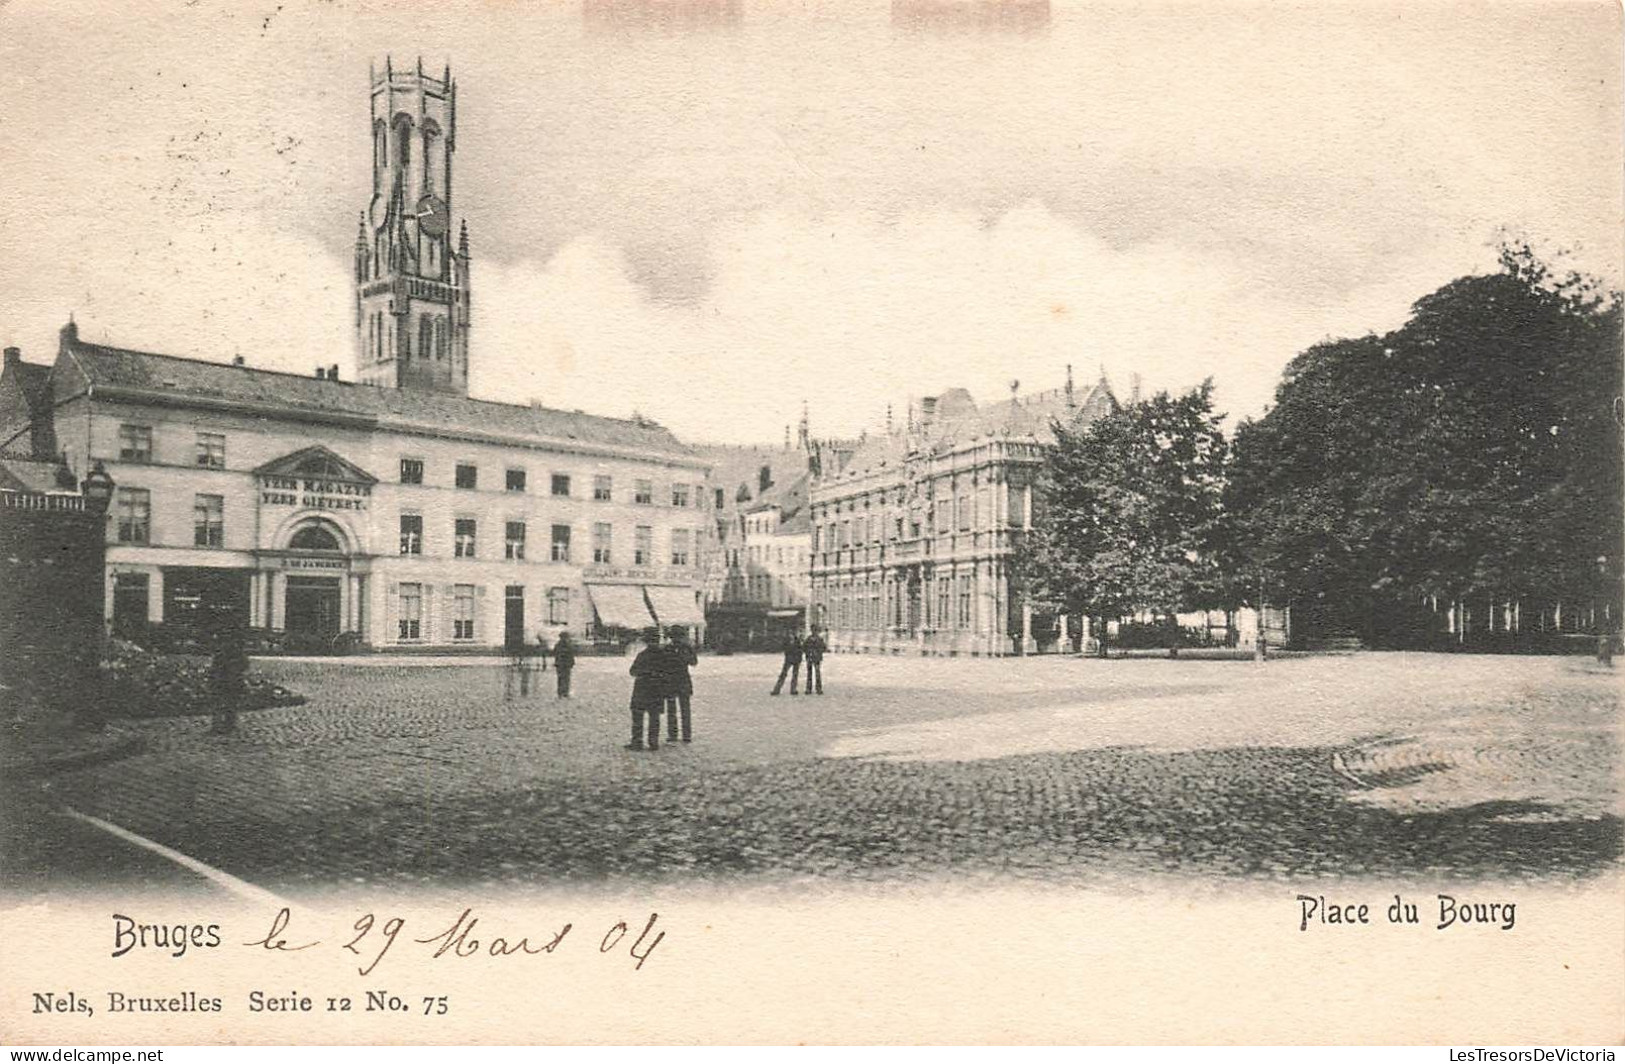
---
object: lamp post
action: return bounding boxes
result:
[79,461,115,730]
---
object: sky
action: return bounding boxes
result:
[1,0,1619,444]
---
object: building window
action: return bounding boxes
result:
[455,518,477,558]
[670,528,690,566]
[550,524,571,562]
[118,424,153,463]
[398,583,422,641]
[505,521,526,560]
[506,468,527,493]
[634,479,653,505]
[671,483,689,508]
[957,495,971,531]
[714,487,725,510]
[551,473,571,497]
[593,522,613,564]
[400,457,424,484]
[400,514,423,555]
[593,475,613,501]
[192,494,224,547]
[455,463,477,490]
[195,433,225,469]
[453,584,476,641]
[634,525,653,566]
[548,586,570,625]
[115,487,150,544]
[959,575,973,628]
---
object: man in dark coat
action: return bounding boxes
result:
[803,626,827,695]
[552,632,576,698]
[770,632,804,696]
[627,628,666,750]
[209,621,248,735]
[663,626,698,743]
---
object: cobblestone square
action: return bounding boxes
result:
[9,652,1620,896]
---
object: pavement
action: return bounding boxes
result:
[2,652,1618,898]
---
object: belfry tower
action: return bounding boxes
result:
[354,58,471,395]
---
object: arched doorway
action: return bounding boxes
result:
[283,519,347,648]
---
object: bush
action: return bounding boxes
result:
[99,638,305,719]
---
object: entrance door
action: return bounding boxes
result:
[285,576,341,649]
[505,586,525,649]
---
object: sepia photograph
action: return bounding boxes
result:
[0,0,1620,1047]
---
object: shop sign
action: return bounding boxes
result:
[259,475,370,512]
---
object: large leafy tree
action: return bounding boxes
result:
[1024,381,1228,651]
[1226,241,1623,643]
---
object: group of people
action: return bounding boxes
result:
[506,631,578,700]
[626,626,699,751]
[771,627,827,696]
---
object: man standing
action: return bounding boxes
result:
[770,631,804,696]
[627,628,665,750]
[803,626,827,695]
[553,632,576,699]
[663,626,698,743]
[209,620,247,735]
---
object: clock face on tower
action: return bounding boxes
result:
[415,194,449,238]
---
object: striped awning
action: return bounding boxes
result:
[645,585,704,626]
[586,584,656,630]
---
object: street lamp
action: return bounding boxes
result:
[81,461,114,513]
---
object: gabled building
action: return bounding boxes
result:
[0,323,710,652]
[808,371,1114,656]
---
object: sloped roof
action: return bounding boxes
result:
[63,338,698,461]
[691,443,811,509]
[748,469,811,531]
[13,363,52,417]
[829,380,1116,479]
[0,456,71,493]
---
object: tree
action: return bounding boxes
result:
[1027,381,1229,655]
[1226,239,1623,646]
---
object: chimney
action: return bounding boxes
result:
[4,347,20,368]
[920,396,938,426]
[329,363,340,381]
[232,354,245,366]
[315,366,327,380]
[1065,364,1075,409]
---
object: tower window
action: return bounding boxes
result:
[393,114,413,169]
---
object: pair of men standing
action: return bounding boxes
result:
[627,627,697,751]
[770,627,826,696]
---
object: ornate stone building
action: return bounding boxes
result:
[808,373,1114,656]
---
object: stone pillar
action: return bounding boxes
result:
[271,571,288,630]
[147,568,165,623]
[248,571,262,628]
[1021,601,1032,655]
[1058,613,1069,651]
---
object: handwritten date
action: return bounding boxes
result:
[246,907,664,974]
